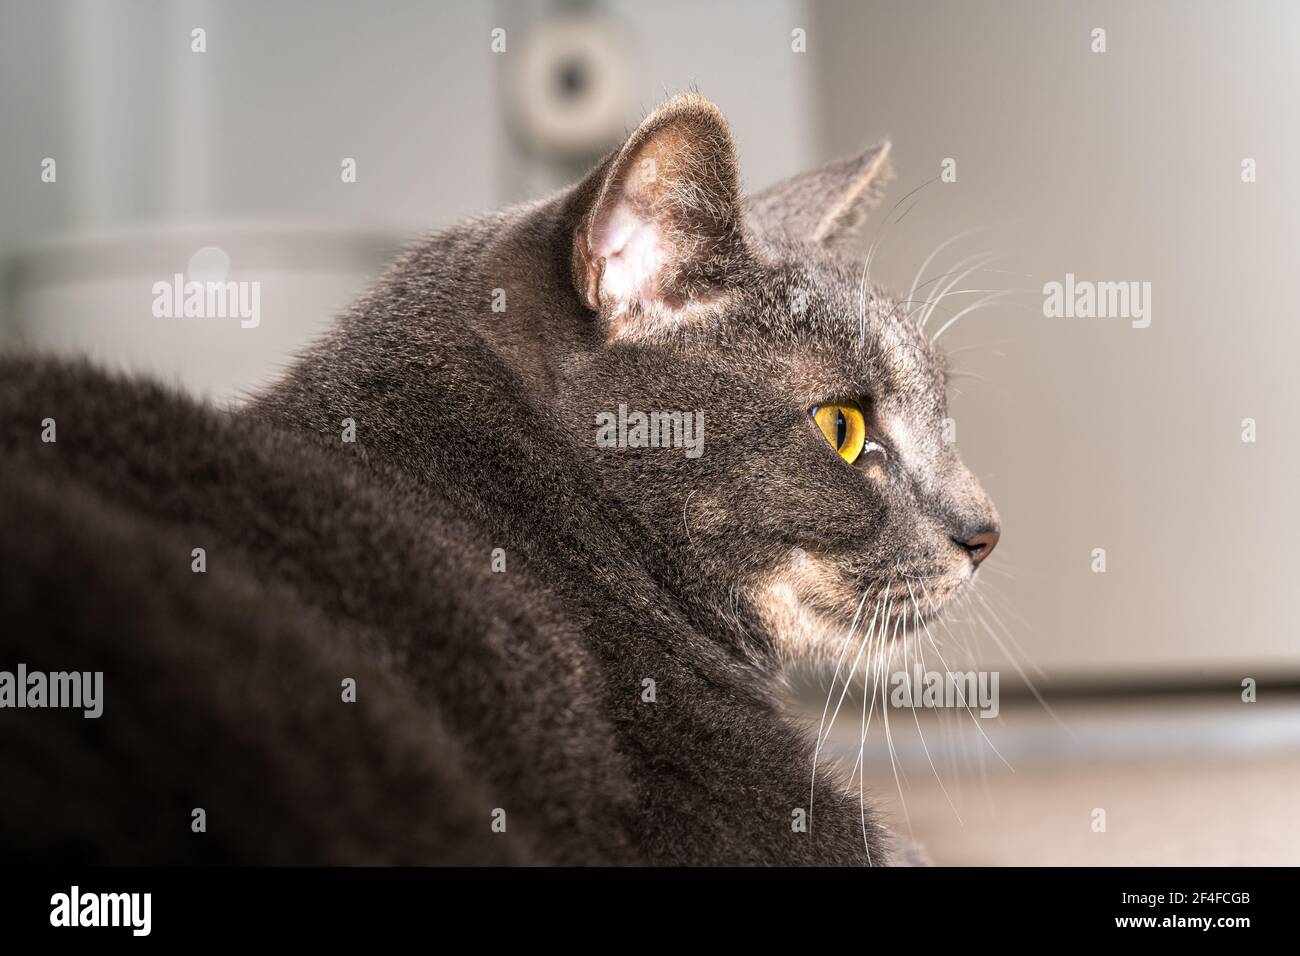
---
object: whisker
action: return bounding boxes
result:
[936,596,1000,808]
[857,583,899,860]
[819,594,884,762]
[902,583,964,824]
[906,225,995,310]
[973,589,1045,680]
[967,597,1073,738]
[859,177,940,349]
[849,581,892,780]
[913,266,1036,296]
[931,290,1019,343]
[943,338,1017,358]
[879,604,913,836]
[809,588,873,830]
[857,596,875,863]
[915,616,965,801]
[913,579,1013,771]
[919,252,1005,330]
[905,288,1010,321]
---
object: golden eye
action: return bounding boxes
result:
[810,401,867,464]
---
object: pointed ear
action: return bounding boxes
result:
[570,94,751,340]
[744,142,893,251]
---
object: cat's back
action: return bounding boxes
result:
[0,354,636,864]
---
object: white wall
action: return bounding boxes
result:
[3,0,1293,680]
[0,0,814,399]
[813,0,1300,679]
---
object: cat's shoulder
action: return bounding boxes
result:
[0,353,636,863]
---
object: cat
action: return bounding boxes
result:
[0,94,998,865]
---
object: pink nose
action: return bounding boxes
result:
[960,529,999,566]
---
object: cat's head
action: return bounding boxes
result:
[551,95,1000,664]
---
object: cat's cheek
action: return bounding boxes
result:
[748,551,865,662]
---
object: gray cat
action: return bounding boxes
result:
[0,95,998,865]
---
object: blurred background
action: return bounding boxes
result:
[3,0,1298,864]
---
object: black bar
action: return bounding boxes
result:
[0,866,1282,941]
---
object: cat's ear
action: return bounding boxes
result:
[570,94,750,340]
[744,142,893,252]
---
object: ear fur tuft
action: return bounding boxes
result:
[744,142,893,251]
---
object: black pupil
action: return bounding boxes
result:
[835,410,847,449]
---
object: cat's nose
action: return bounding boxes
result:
[957,528,999,566]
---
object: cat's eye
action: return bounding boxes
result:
[810,401,868,464]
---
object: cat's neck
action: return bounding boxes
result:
[248,197,784,690]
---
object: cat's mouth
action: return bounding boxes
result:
[755,552,973,661]
[826,577,964,638]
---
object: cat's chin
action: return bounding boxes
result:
[754,563,974,664]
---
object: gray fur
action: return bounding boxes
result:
[0,96,996,865]
[746,141,893,250]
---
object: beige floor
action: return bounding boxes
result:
[801,697,1300,865]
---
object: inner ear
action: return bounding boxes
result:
[586,155,676,312]
[571,95,751,338]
